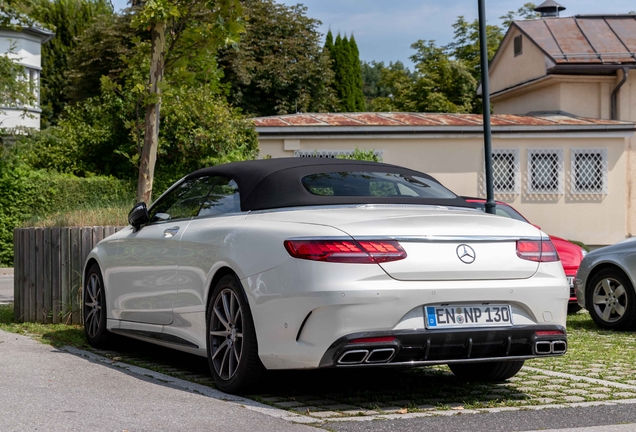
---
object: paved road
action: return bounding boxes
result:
[0,268,12,305]
[328,404,636,432]
[0,329,318,432]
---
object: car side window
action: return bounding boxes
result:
[197,177,240,217]
[148,176,217,223]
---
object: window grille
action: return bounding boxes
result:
[490,149,519,194]
[571,149,608,194]
[294,150,384,159]
[527,149,563,194]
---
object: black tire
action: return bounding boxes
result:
[449,360,524,381]
[206,274,264,394]
[83,263,110,347]
[567,303,582,314]
[587,268,636,330]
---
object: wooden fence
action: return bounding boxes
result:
[13,226,124,324]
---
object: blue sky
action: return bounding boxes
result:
[110,0,636,67]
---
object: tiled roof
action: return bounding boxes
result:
[515,15,636,64]
[254,112,632,128]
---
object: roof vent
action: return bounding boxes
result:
[534,0,566,17]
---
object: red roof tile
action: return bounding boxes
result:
[515,16,636,64]
[253,112,632,128]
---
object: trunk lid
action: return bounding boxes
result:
[250,205,542,281]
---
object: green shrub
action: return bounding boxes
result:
[0,163,134,266]
[568,240,590,253]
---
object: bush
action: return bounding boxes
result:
[0,163,134,266]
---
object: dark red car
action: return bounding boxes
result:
[464,198,586,314]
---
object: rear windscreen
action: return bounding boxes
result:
[301,172,457,199]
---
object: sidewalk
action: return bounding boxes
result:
[0,329,318,432]
[0,268,13,305]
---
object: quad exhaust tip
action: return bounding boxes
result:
[337,348,396,365]
[535,340,567,355]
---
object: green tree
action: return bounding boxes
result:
[30,0,113,126]
[500,3,540,28]
[131,0,244,203]
[325,32,367,112]
[349,35,365,111]
[324,29,333,56]
[444,16,504,82]
[66,10,144,103]
[219,0,336,116]
[372,41,476,113]
[361,61,390,105]
[15,79,258,192]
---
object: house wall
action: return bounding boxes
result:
[494,84,562,115]
[0,30,41,69]
[617,72,636,237]
[489,27,548,95]
[0,30,43,130]
[259,133,629,247]
[493,77,614,119]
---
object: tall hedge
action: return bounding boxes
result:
[0,165,134,266]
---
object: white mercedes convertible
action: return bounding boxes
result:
[83,158,568,393]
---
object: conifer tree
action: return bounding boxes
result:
[324,29,334,56]
[349,35,366,111]
[324,31,366,112]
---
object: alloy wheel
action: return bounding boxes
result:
[210,289,244,380]
[592,277,628,323]
[84,273,102,339]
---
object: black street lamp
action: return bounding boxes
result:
[478,0,496,215]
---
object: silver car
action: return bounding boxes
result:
[575,237,636,330]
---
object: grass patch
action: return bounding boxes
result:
[0,304,87,348]
[532,312,636,384]
[21,205,129,228]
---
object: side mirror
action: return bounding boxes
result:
[128,202,149,231]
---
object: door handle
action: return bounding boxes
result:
[163,226,180,238]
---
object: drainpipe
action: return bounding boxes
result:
[611,67,629,120]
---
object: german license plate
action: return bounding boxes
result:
[566,277,574,288]
[425,305,513,329]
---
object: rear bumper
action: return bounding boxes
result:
[319,325,567,368]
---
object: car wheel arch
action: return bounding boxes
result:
[206,267,249,313]
[586,262,635,296]
[83,258,100,288]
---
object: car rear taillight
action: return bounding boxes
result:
[535,330,564,336]
[349,336,396,344]
[516,239,559,262]
[283,239,407,264]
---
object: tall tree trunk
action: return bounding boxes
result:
[137,21,166,204]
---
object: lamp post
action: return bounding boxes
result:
[478,0,496,215]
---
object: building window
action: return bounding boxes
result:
[514,35,523,57]
[22,67,40,108]
[493,150,519,193]
[571,149,608,194]
[28,68,40,107]
[294,150,384,159]
[488,149,519,194]
[528,149,563,194]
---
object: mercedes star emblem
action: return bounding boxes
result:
[456,244,476,264]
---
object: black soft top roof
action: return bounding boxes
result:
[187,158,472,211]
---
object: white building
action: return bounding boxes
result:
[0,24,54,130]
